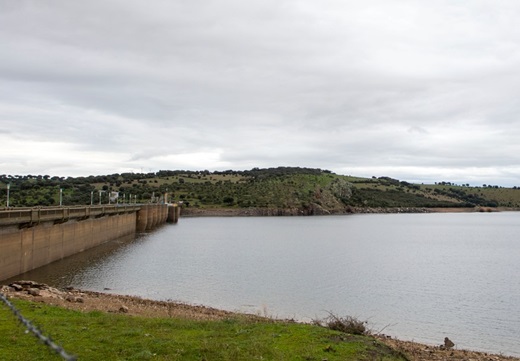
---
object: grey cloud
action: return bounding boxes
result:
[1,1,520,185]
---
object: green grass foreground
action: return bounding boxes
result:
[0,299,407,361]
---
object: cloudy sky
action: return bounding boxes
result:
[1,1,520,186]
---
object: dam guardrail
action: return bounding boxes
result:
[0,205,142,227]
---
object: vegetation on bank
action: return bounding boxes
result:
[0,298,407,361]
[1,167,520,210]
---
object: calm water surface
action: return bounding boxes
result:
[10,213,520,356]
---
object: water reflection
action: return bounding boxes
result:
[4,233,138,287]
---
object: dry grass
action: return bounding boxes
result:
[314,313,369,335]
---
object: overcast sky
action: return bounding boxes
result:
[1,1,520,186]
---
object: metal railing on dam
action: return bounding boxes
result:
[0,205,142,227]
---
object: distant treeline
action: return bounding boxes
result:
[1,167,518,209]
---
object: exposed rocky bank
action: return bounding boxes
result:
[181,206,438,217]
[181,206,509,217]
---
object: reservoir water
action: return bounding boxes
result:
[8,212,520,356]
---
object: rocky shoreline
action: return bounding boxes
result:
[2,281,518,361]
[180,206,487,217]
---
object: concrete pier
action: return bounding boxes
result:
[167,204,180,223]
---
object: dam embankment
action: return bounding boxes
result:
[0,204,180,281]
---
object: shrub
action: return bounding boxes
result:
[315,313,369,335]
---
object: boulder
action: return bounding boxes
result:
[10,283,23,292]
[27,288,41,296]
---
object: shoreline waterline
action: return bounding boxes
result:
[180,206,518,217]
[2,281,519,360]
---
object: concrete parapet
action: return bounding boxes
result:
[0,205,141,227]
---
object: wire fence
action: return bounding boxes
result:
[0,292,77,361]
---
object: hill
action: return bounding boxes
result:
[1,168,520,212]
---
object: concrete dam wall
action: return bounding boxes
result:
[0,204,179,281]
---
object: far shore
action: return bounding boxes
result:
[180,206,518,217]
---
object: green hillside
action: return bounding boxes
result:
[1,167,520,211]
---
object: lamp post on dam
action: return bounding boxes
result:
[6,183,10,208]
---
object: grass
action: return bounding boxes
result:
[0,299,408,361]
